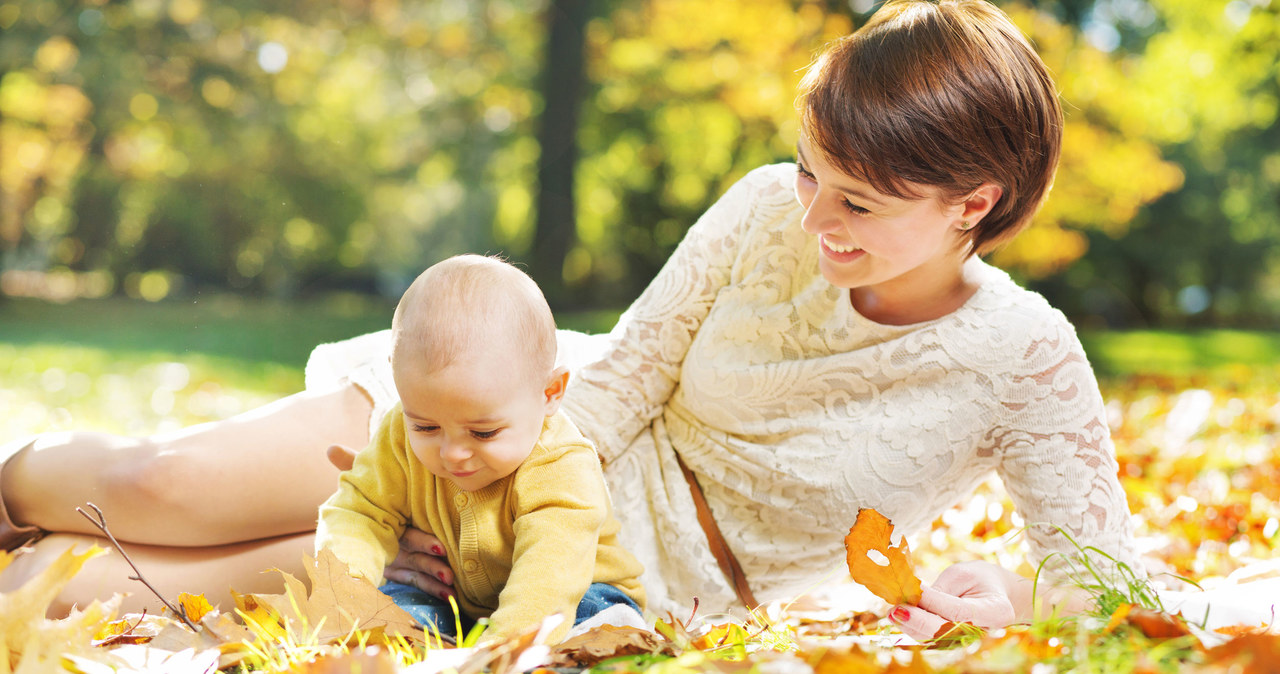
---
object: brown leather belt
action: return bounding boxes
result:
[674,451,759,610]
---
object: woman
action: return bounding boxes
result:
[1,0,1138,642]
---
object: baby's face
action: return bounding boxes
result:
[394,352,552,492]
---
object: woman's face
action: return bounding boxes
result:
[794,137,972,304]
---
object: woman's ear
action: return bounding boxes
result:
[958,183,1003,229]
[542,367,570,415]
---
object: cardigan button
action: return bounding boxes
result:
[454,493,469,507]
[463,560,480,572]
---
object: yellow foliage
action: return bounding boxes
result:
[179,592,216,624]
[0,545,121,673]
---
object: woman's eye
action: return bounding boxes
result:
[471,429,499,440]
[797,160,870,215]
[841,199,871,216]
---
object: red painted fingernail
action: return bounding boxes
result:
[437,572,447,582]
[431,545,443,555]
[890,606,910,623]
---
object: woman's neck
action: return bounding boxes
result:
[850,256,982,326]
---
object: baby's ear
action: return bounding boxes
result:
[542,367,570,414]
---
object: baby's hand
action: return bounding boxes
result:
[326,444,357,471]
[384,528,455,600]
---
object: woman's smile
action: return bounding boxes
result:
[819,235,865,261]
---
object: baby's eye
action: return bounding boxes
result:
[413,424,440,433]
[471,429,500,440]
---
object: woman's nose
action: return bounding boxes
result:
[801,194,838,235]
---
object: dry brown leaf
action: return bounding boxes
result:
[148,608,257,670]
[1203,633,1280,673]
[843,508,923,606]
[1126,607,1191,639]
[239,550,421,645]
[547,625,675,668]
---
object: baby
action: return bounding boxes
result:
[315,254,645,643]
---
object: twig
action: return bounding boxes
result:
[76,502,200,631]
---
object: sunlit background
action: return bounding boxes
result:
[2,0,1280,584]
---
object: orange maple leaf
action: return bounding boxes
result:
[843,508,922,606]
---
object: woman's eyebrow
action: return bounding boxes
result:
[795,143,888,207]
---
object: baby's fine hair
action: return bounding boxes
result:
[799,0,1063,255]
[391,255,557,378]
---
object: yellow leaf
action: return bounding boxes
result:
[232,590,288,642]
[178,592,214,623]
[690,622,748,651]
[0,544,112,669]
[1103,603,1132,634]
[809,644,881,674]
[843,508,922,606]
[238,550,421,645]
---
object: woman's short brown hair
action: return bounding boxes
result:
[798,0,1062,255]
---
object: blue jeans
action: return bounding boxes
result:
[380,581,640,638]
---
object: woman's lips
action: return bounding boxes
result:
[820,236,865,262]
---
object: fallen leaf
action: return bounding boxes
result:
[92,613,167,647]
[148,607,257,670]
[68,643,222,674]
[177,592,214,623]
[547,625,675,668]
[927,620,981,649]
[1126,607,1191,639]
[884,651,936,672]
[232,590,288,642]
[1103,603,1133,634]
[0,545,121,670]
[807,644,881,674]
[1203,633,1280,673]
[237,550,421,645]
[289,646,398,674]
[1215,623,1272,637]
[690,622,749,651]
[844,508,923,606]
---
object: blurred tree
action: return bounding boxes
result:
[989,3,1184,280]
[2,0,1277,329]
[566,0,854,306]
[531,0,591,308]
[1025,0,1280,327]
[0,0,546,302]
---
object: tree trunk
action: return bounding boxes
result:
[531,0,588,309]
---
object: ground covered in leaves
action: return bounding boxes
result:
[4,357,1280,671]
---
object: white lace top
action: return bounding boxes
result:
[560,163,1139,617]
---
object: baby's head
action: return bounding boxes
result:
[390,255,567,491]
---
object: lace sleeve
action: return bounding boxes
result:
[563,167,786,462]
[991,319,1142,581]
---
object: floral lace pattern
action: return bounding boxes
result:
[561,164,1140,617]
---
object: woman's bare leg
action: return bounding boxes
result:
[2,382,373,546]
[0,532,316,618]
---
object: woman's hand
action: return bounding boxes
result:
[326,445,455,599]
[887,560,1032,642]
[383,528,456,600]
